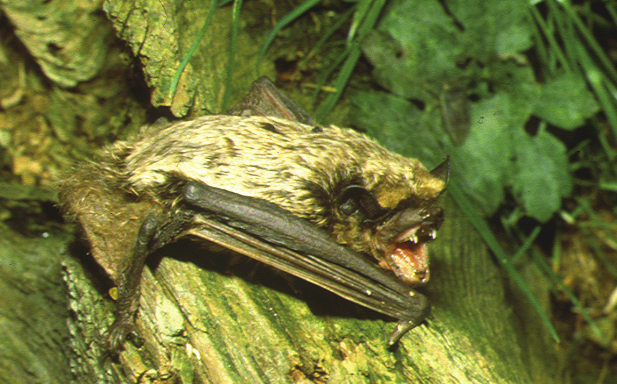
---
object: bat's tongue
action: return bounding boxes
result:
[381,224,435,286]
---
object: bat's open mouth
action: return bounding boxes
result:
[376,205,443,286]
[382,224,437,286]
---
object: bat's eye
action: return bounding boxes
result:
[339,198,359,216]
[337,185,389,221]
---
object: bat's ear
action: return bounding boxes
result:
[225,77,316,125]
[430,157,450,186]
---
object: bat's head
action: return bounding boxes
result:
[344,162,446,286]
[302,132,449,287]
[332,158,447,286]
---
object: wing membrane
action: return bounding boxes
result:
[182,182,430,336]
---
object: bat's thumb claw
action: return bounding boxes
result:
[388,321,417,346]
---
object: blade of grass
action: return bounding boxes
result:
[514,227,604,341]
[551,226,562,271]
[314,43,361,121]
[542,0,617,142]
[529,4,572,74]
[299,6,356,66]
[347,0,374,43]
[575,40,617,141]
[169,0,219,100]
[510,225,541,264]
[605,0,617,26]
[222,0,243,111]
[575,197,617,279]
[559,0,617,83]
[599,181,617,192]
[546,0,582,76]
[449,181,560,342]
[310,41,351,104]
[256,0,321,74]
[313,0,386,120]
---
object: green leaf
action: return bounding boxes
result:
[511,129,572,222]
[533,73,600,130]
[361,0,534,99]
[451,93,523,215]
[448,0,533,56]
[349,91,446,166]
[360,1,460,99]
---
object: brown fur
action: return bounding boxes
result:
[58,115,446,282]
[118,116,442,253]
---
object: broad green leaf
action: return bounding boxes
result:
[511,129,572,221]
[361,0,534,100]
[448,0,533,56]
[452,94,522,215]
[533,73,600,130]
[360,1,461,99]
[349,92,446,165]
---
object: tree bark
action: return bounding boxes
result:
[0,222,71,384]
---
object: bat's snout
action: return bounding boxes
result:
[376,204,444,286]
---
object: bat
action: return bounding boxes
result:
[56,77,448,353]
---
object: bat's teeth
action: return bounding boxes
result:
[407,227,419,243]
[400,226,438,243]
[395,225,422,243]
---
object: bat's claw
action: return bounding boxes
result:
[101,317,139,356]
[388,320,416,346]
[388,308,431,346]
